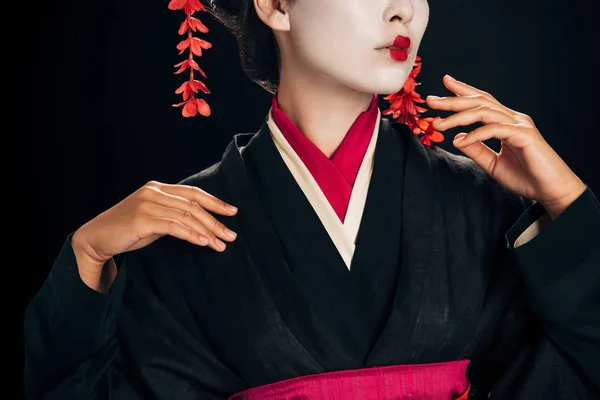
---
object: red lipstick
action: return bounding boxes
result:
[388,35,411,62]
[393,35,411,49]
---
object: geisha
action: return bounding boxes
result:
[23,0,600,399]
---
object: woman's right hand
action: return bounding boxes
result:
[71,180,238,288]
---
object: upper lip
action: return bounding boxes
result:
[377,34,411,50]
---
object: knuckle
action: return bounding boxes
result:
[168,218,180,231]
[198,226,215,242]
[192,185,207,197]
[138,185,155,199]
[211,195,222,208]
[216,220,227,233]
[205,231,217,242]
[212,217,221,232]
[474,105,489,116]
[525,126,538,135]
[521,113,534,123]
[145,180,161,189]
[217,198,227,208]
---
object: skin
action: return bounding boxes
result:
[75,0,586,292]
[257,0,586,216]
[255,0,430,157]
[72,181,239,292]
[426,76,586,221]
[74,0,431,292]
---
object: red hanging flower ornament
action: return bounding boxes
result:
[168,0,212,117]
[382,56,444,146]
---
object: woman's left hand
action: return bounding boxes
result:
[425,75,587,220]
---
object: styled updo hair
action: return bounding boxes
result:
[203,0,297,93]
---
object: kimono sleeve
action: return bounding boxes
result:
[23,232,247,399]
[114,239,248,399]
[505,185,600,391]
[23,231,126,399]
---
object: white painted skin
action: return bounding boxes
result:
[254,0,430,156]
[282,0,429,94]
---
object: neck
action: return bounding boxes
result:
[277,64,375,158]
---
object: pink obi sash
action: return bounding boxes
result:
[229,359,471,400]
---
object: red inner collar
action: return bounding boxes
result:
[271,93,379,222]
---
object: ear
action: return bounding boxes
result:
[253,0,291,32]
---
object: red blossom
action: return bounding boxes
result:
[382,56,444,146]
[173,59,207,78]
[418,117,445,146]
[176,36,212,56]
[175,79,210,100]
[168,0,205,13]
[170,0,211,118]
[178,16,209,35]
[173,97,211,117]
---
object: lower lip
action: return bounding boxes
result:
[388,47,408,61]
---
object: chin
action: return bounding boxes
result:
[347,72,411,96]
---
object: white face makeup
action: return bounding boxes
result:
[282,0,430,95]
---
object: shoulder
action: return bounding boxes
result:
[428,144,492,190]
[174,132,254,199]
[176,160,225,196]
[388,121,529,214]
[424,143,532,230]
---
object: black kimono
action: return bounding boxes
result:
[23,117,600,399]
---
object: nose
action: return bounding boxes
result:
[384,0,415,25]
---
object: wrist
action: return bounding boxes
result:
[72,229,111,291]
[541,180,587,221]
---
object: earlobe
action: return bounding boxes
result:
[253,0,291,32]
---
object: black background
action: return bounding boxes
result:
[15,0,599,397]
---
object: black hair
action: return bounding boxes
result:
[203,0,296,93]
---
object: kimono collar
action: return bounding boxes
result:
[270,93,380,222]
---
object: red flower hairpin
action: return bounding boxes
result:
[168,0,212,117]
[382,56,444,147]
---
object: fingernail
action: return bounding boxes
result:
[215,238,226,250]
[224,228,237,240]
[446,75,456,81]
[427,95,441,100]
[226,204,238,212]
[198,235,209,245]
[453,136,466,144]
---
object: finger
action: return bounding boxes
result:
[150,216,228,252]
[425,94,515,116]
[441,75,500,104]
[137,204,217,249]
[158,182,238,215]
[432,106,517,132]
[165,214,227,252]
[452,133,499,176]
[141,186,238,242]
[453,123,533,150]
[145,200,237,248]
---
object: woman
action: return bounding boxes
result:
[23,0,600,399]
